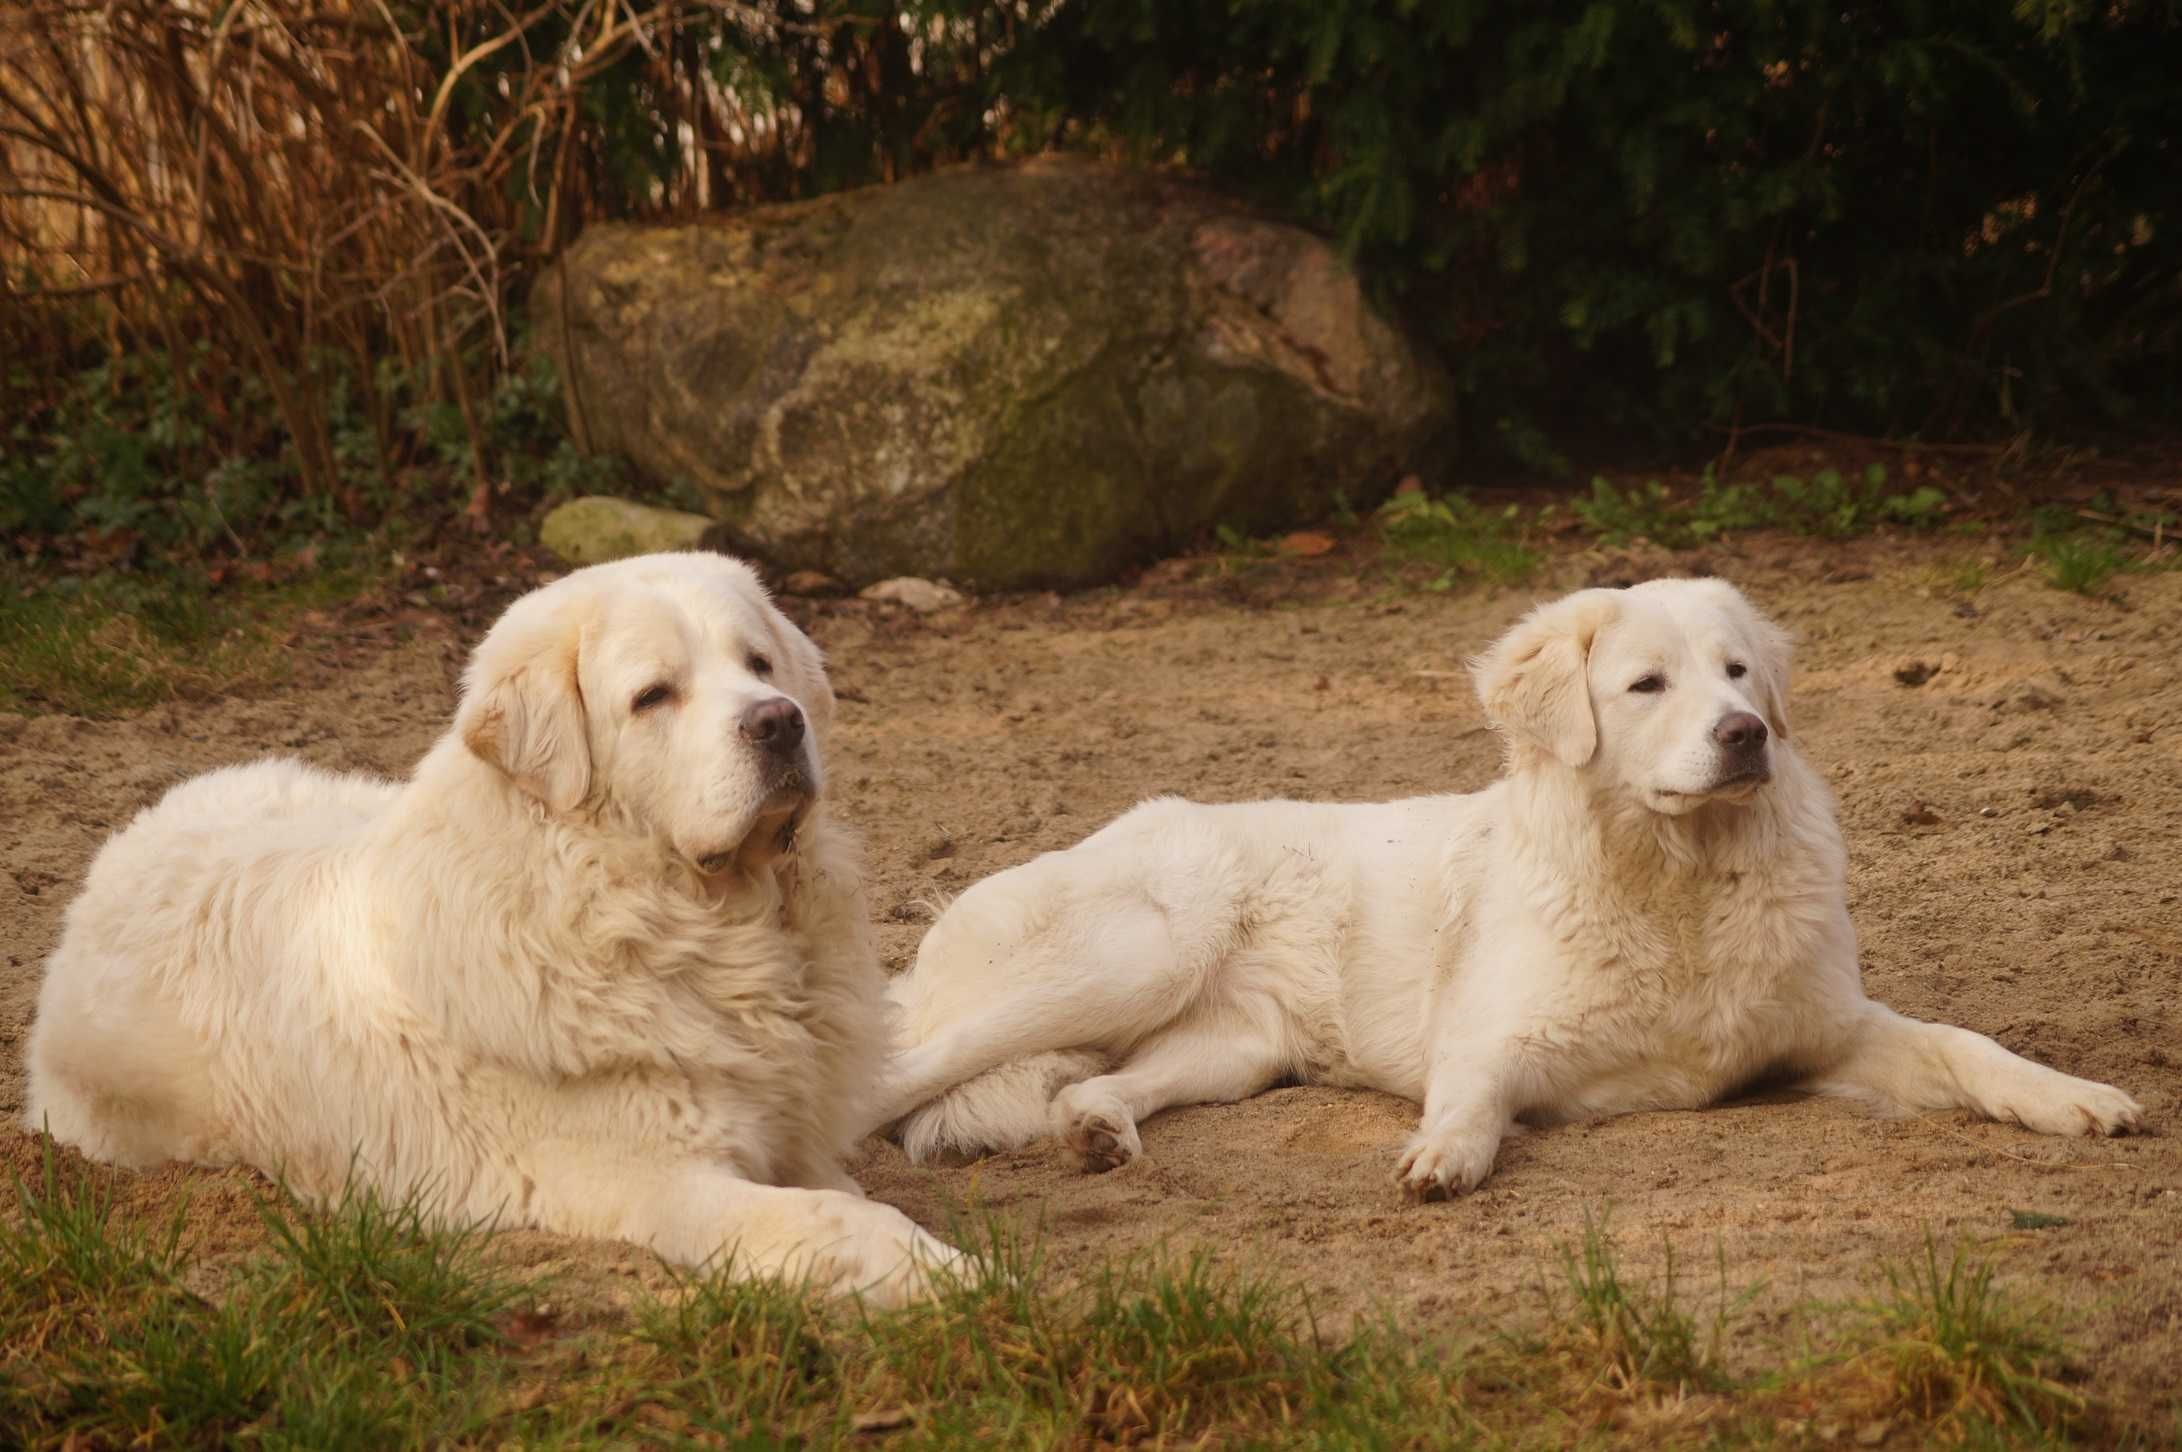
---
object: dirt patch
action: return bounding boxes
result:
[4,535,2180,1423]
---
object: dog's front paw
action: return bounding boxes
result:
[2014,1076,2144,1138]
[1053,1084,1142,1173]
[837,1209,973,1310]
[1395,1126,1500,1202]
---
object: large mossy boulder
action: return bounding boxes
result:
[531,156,1449,589]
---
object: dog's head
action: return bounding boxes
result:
[456,551,836,876]
[1472,578,1792,815]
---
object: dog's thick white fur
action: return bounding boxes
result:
[24,552,958,1303]
[875,578,2142,1194]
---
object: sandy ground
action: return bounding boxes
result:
[3,534,2178,1422]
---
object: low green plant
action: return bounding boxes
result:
[1570,476,1686,546]
[1327,487,1361,529]
[1376,488,1540,586]
[1212,520,1278,564]
[2008,1210,2072,1232]
[1575,464,1948,547]
[3,332,636,578]
[0,564,367,716]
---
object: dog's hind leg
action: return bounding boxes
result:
[871,854,1235,1136]
[22,956,226,1169]
[1050,1007,1291,1172]
[895,1049,1109,1165]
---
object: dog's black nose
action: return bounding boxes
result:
[1713,711,1768,750]
[739,698,805,753]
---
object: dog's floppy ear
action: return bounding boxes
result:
[1471,590,1621,767]
[457,603,593,812]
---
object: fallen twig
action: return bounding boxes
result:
[2075,508,2170,542]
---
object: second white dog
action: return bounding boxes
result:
[875,578,2142,1195]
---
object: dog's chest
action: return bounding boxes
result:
[538,907,831,1080]
[1551,871,1812,1093]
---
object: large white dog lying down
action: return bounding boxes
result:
[876,578,2142,1195]
[25,552,957,1303]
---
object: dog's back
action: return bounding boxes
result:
[24,758,395,1168]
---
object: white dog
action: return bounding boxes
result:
[874,578,2142,1195]
[25,552,957,1303]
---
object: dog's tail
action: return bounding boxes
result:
[895,1049,1108,1165]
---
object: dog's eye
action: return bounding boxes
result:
[1725,661,1747,679]
[1628,674,1666,694]
[746,652,773,678]
[631,683,674,713]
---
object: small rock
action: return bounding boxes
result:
[1993,679,2062,714]
[1902,802,1942,827]
[1893,660,1938,687]
[780,569,847,597]
[860,577,966,613]
[539,496,715,566]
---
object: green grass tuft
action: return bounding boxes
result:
[1859,1234,2084,1441]
[2030,529,2130,595]
[1551,1208,1746,1396]
[252,1175,525,1370]
[0,1145,533,1448]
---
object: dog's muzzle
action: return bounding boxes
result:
[693,759,816,875]
[1710,711,1772,791]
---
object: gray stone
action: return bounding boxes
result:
[538,496,716,566]
[532,156,1450,589]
